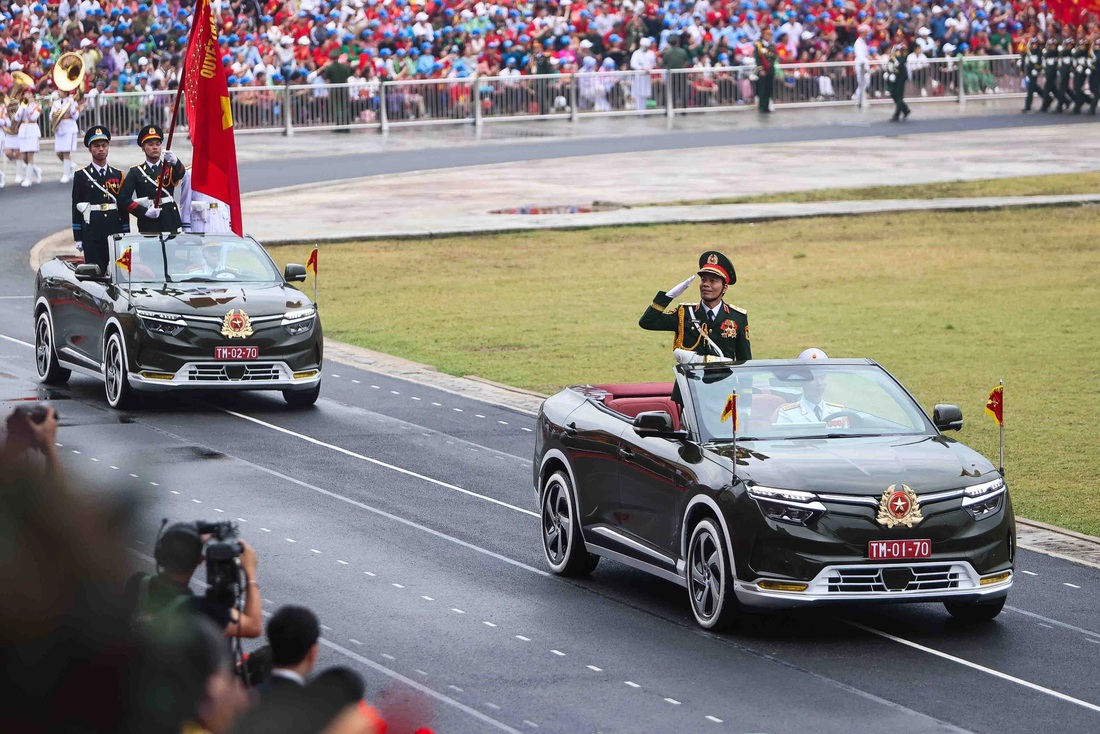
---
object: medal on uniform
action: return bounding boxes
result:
[720,319,737,338]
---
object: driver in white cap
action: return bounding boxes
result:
[776,349,847,424]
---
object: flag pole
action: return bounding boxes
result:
[155,6,201,208]
[313,244,318,305]
[998,378,1004,477]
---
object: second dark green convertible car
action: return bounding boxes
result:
[533,359,1014,630]
[33,233,323,409]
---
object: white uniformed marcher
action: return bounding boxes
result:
[51,91,81,183]
[177,168,234,235]
[853,25,871,108]
[15,90,44,187]
[629,37,657,111]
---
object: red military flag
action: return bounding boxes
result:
[114,247,132,272]
[985,385,1004,427]
[182,0,243,236]
[306,247,318,275]
[721,392,737,430]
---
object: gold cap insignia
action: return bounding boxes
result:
[876,484,923,528]
[220,309,254,339]
[707,253,719,265]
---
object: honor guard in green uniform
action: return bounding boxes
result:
[1040,36,1062,111]
[640,250,751,364]
[1020,35,1043,112]
[754,27,777,113]
[886,32,911,121]
[1071,36,1090,113]
[1089,34,1100,115]
[71,126,130,274]
[1056,31,1075,112]
[119,125,186,235]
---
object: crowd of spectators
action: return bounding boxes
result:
[0,0,1087,128]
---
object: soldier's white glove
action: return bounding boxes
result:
[665,275,695,299]
[163,150,177,165]
[75,241,83,252]
[145,207,161,219]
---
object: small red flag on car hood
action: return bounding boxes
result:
[985,385,1003,427]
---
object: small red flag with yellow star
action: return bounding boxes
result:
[985,385,1004,427]
[721,393,737,430]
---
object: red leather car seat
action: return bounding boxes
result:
[605,397,681,431]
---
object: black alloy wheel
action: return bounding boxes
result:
[541,470,598,576]
[687,517,740,631]
[103,331,135,409]
[35,311,70,385]
[944,595,1006,622]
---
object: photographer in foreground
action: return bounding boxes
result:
[128,521,263,639]
[2,404,62,483]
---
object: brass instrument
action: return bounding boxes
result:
[51,52,85,129]
[3,71,34,135]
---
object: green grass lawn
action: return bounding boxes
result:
[664,171,1100,207]
[274,205,1100,535]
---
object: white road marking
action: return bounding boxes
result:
[421,596,434,601]
[285,538,296,543]
[551,650,565,657]
[150,482,159,486]
[521,428,532,432]
[390,390,400,395]
[416,669,428,676]
[0,295,32,299]
[498,421,508,425]
[412,396,421,401]
[476,414,485,418]
[91,458,99,462]
[587,665,602,672]
[483,621,497,627]
[352,379,361,384]
[170,491,180,495]
[110,465,120,470]
[432,402,442,406]
[453,408,463,412]
[321,625,333,631]
[261,528,271,532]
[1039,623,1054,629]
[381,654,395,660]
[236,518,247,523]
[0,334,33,347]
[1088,639,1100,645]
[72,450,81,454]
[371,385,380,389]
[337,560,348,565]
[448,685,464,693]
[129,473,139,478]
[1022,570,1038,576]
[214,508,224,513]
[135,540,145,545]
[317,639,524,734]
[847,620,1100,713]
[624,681,641,689]
[393,583,405,589]
[1005,606,1100,640]
[1064,583,1081,589]
[191,499,202,504]
[224,409,539,518]
[349,639,362,646]
[705,715,723,723]
[311,548,322,554]
[451,608,465,614]
[55,443,63,447]
[365,571,376,577]
[664,698,681,705]
[485,703,501,710]
[515,635,530,642]
[523,721,538,729]
[332,374,340,378]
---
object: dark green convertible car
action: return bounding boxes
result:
[33,233,322,409]
[533,359,1014,630]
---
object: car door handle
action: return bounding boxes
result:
[564,422,577,436]
[618,447,635,460]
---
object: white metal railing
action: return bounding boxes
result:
[26,55,1024,141]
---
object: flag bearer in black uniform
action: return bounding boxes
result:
[118,125,186,235]
[1019,34,1043,112]
[1071,36,1091,113]
[1040,36,1062,111]
[1056,29,1075,112]
[754,27,777,113]
[71,126,129,274]
[640,250,751,363]
[887,31,911,121]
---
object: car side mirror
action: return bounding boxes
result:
[284,263,307,283]
[933,404,963,432]
[75,263,108,282]
[633,411,689,440]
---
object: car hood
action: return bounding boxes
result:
[127,282,311,319]
[713,435,997,495]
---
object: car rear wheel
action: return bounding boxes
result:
[283,383,320,408]
[35,311,70,386]
[103,332,135,410]
[541,470,598,576]
[944,595,1006,622]
[687,517,740,631]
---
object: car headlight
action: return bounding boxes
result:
[136,308,186,337]
[748,485,827,526]
[961,476,1007,520]
[282,307,316,335]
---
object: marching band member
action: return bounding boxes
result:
[0,102,10,188]
[51,88,81,184]
[118,124,186,234]
[15,86,43,188]
[177,167,233,235]
[71,126,129,274]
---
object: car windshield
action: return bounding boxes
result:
[110,235,282,284]
[685,363,934,443]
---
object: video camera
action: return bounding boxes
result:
[195,520,245,608]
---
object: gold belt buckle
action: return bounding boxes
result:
[99,204,110,211]
[209,203,219,210]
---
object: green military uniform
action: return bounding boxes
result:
[639,250,751,362]
[754,40,777,113]
[1040,38,1061,111]
[1057,37,1074,112]
[1020,38,1043,111]
[1090,40,1100,114]
[887,40,911,121]
[118,125,186,235]
[1071,39,1090,113]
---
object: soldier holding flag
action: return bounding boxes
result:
[118,125,186,235]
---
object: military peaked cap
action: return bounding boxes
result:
[697,250,736,285]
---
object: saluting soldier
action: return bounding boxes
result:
[1040,35,1062,111]
[118,125,186,234]
[754,27,778,113]
[887,31,911,122]
[640,250,751,364]
[71,126,129,274]
[1020,34,1044,112]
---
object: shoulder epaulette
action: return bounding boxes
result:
[826,401,845,408]
[729,304,747,315]
[779,402,799,410]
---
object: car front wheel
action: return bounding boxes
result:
[541,470,598,576]
[944,595,1006,622]
[35,311,70,386]
[687,517,740,631]
[283,383,321,408]
[103,331,135,409]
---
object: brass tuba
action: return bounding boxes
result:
[51,52,85,128]
[4,71,35,134]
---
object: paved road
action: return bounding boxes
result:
[3,113,1100,733]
